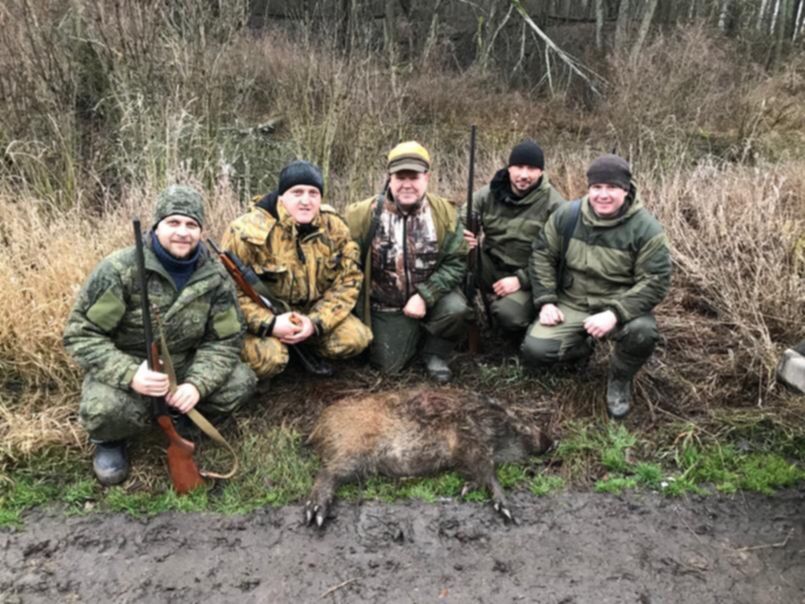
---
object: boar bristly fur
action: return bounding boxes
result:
[305,387,552,527]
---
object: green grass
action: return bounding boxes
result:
[2,420,802,527]
[529,474,565,496]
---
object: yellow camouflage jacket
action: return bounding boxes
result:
[221,196,363,336]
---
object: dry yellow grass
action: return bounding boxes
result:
[2,157,803,463]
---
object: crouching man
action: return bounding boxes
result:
[346,141,472,383]
[222,160,372,380]
[64,185,257,485]
[523,155,671,418]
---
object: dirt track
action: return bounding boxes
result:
[2,488,803,603]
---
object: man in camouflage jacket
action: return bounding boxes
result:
[524,155,671,418]
[464,139,565,338]
[64,186,257,485]
[346,141,471,382]
[222,160,371,379]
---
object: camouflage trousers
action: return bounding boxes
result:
[368,290,473,374]
[243,314,372,379]
[520,303,659,378]
[79,361,257,442]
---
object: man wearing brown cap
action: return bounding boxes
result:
[524,154,671,418]
[346,141,471,382]
[222,160,372,380]
[463,139,566,339]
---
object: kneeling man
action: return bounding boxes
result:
[523,155,671,418]
[64,185,257,485]
[222,160,372,380]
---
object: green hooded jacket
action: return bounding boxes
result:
[63,240,245,398]
[475,169,565,289]
[346,192,467,324]
[529,187,671,323]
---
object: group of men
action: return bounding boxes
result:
[64,139,672,486]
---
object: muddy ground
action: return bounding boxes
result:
[1,488,803,603]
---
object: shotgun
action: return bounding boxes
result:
[463,125,485,354]
[206,238,334,377]
[133,219,205,494]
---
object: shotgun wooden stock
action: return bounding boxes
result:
[133,219,205,494]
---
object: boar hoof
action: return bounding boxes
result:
[493,501,516,524]
[305,500,329,528]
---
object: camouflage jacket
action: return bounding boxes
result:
[474,170,565,289]
[63,240,245,398]
[346,193,467,319]
[529,187,672,323]
[221,195,363,335]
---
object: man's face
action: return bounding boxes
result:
[280,185,322,225]
[508,164,543,196]
[155,214,201,258]
[588,183,628,218]
[390,170,429,207]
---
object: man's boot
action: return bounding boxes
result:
[423,335,454,384]
[92,440,129,486]
[425,355,452,384]
[606,372,633,419]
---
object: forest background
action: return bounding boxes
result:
[1,0,804,517]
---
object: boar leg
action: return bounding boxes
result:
[305,468,338,528]
[464,459,515,524]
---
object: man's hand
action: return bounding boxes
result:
[403,293,427,319]
[583,310,618,339]
[463,229,479,250]
[165,383,201,414]
[538,303,565,326]
[279,313,315,344]
[272,312,303,339]
[492,276,521,297]
[130,360,170,397]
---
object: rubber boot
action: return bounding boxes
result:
[425,355,452,384]
[606,372,633,420]
[92,440,129,486]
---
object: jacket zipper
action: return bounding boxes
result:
[402,214,411,299]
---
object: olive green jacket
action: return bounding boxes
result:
[475,170,565,289]
[529,188,671,323]
[346,192,467,323]
[63,240,244,398]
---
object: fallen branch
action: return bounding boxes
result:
[321,578,356,598]
[511,0,605,96]
[735,528,794,552]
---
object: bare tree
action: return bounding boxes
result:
[614,0,631,50]
[718,0,732,31]
[595,0,604,50]
[631,0,659,62]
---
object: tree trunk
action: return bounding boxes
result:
[718,0,732,31]
[794,0,804,39]
[614,0,630,51]
[757,0,770,30]
[770,0,782,34]
[384,0,397,58]
[631,0,659,62]
[595,0,604,50]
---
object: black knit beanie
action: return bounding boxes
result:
[278,160,324,196]
[586,154,631,191]
[508,140,545,170]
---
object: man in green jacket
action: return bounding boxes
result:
[346,141,472,382]
[464,139,565,337]
[64,186,257,485]
[524,155,671,418]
